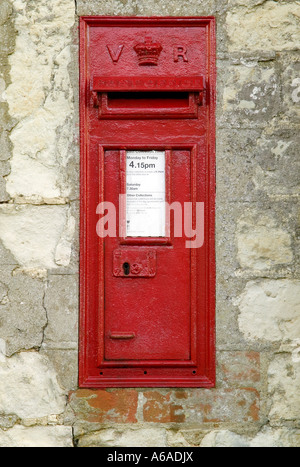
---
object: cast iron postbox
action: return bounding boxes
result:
[79,17,216,388]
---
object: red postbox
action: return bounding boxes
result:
[79,17,216,388]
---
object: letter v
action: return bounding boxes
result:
[107,45,124,64]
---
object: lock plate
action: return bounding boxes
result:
[113,249,156,277]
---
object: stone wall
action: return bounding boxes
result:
[0,0,299,447]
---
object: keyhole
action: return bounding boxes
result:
[123,262,130,276]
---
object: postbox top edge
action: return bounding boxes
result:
[80,16,216,26]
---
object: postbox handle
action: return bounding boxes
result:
[109,332,136,340]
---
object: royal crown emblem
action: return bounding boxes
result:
[134,37,163,66]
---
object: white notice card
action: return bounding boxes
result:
[126,151,166,237]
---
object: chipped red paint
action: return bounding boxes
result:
[79,17,216,388]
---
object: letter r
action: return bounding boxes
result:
[174,46,188,62]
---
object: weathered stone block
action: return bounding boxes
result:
[0,179,9,202]
[43,274,78,349]
[226,0,267,7]
[0,241,17,267]
[0,130,12,161]
[226,2,300,53]
[237,226,293,270]
[0,281,8,306]
[0,271,47,356]
[217,351,261,387]
[41,349,78,391]
[77,427,167,448]
[143,391,186,424]
[5,0,75,203]
[253,131,300,197]
[166,430,196,447]
[76,0,137,15]
[0,78,5,103]
[218,60,281,128]
[0,0,13,27]
[0,160,9,177]
[0,160,10,201]
[216,200,242,280]
[217,128,263,202]
[237,212,293,270]
[69,389,139,424]
[236,279,300,343]
[0,425,73,448]
[134,0,215,16]
[0,351,66,421]
[201,430,250,447]
[76,0,215,16]
[0,205,75,269]
[142,388,260,424]
[54,202,78,269]
[200,427,300,447]
[0,23,16,57]
[168,429,208,447]
[268,354,300,422]
[218,127,300,203]
[215,202,251,347]
[250,427,300,448]
[0,414,18,431]
[279,51,300,123]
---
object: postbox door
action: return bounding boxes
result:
[104,148,192,362]
[79,17,216,388]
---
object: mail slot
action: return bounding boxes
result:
[79,17,216,388]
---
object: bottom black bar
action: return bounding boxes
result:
[76,447,203,462]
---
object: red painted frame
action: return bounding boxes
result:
[79,16,216,388]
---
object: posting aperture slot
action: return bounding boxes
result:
[91,75,205,119]
[93,91,203,119]
[107,91,190,110]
